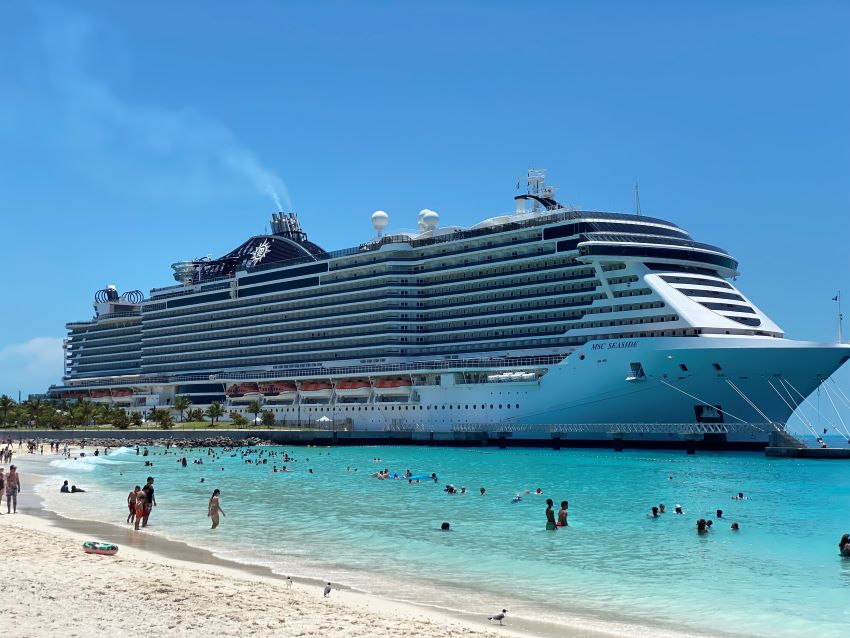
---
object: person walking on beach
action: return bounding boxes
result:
[5,465,20,514]
[0,468,5,512]
[127,486,140,523]
[141,476,156,527]
[208,489,225,529]
[545,498,557,530]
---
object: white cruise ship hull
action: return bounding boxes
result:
[258,337,849,443]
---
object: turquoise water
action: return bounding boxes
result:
[36,446,850,637]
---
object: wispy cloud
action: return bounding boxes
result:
[0,337,64,398]
[26,6,290,209]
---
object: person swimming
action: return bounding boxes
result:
[696,519,708,534]
[731,522,740,531]
[839,533,850,557]
[658,503,666,514]
[648,506,659,518]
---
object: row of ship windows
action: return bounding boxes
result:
[128,327,709,376]
[322,245,553,285]
[76,298,667,357]
[138,312,676,359]
[144,260,597,323]
[249,404,523,413]
[141,331,589,365]
[140,282,604,340]
[145,280,652,342]
[138,338,575,374]
[329,232,543,272]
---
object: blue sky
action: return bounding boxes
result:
[0,1,848,427]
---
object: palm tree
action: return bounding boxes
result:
[246,399,262,427]
[205,402,225,427]
[72,399,95,427]
[26,398,44,427]
[173,395,192,423]
[0,395,15,426]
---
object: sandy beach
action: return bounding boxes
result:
[0,509,515,638]
[1,448,597,638]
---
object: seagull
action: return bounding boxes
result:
[488,609,508,625]
[323,582,332,597]
[286,576,292,590]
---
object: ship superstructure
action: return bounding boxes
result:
[51,172,849,444]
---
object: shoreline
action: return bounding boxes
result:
[7,450,683,638]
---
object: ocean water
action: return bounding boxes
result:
[34,445,850,637]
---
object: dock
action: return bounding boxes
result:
[764,430,850,458]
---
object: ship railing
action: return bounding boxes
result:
[52,355,568,390]
[449,422,782,435]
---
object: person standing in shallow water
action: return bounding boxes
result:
[557,501,568,527]
[208,489,225,529]
[545,498,557,530]
[141,476,156,527]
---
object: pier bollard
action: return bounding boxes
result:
[613,437,624,452]
[552,435,561,451]
[428,431,435,446]
[686,440,696,455]
[498,434,507,450]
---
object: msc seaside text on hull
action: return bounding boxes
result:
[50,170,850,447]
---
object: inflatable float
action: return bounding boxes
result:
[83,541,118,556]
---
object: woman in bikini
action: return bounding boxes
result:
[208,489,225,529]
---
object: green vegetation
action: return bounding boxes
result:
[204,402,226,427]
[173,395,192,422]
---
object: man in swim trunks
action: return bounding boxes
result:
[545,498,557,530]
[557,501,568,526]
[141,476,156,527]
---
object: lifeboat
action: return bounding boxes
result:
[372,378,413,397]
[90,389,111,400]
[334,379,372,398]
[111,388,134,397]
[299,381,333,401]
[260,381,298,402]
[227,383,261,402]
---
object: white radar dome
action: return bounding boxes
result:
[371,210,389,235]
[422,209,439,230]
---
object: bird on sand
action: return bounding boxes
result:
[323,582,332,597]
[488,609,508,625]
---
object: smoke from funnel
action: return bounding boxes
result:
[223,148,291,211]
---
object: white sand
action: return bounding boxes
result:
[0,512,520,638]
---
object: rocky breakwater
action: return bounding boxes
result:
[40,435,274,449]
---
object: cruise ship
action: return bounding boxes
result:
[49,171,849,446]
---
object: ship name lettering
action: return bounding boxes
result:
[608,341,638,349]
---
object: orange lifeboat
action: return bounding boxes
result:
[227,383,261,401]
[334,379,371,398]
[372,378,413,397]
[299,381,333,400]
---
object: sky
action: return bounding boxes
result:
[0,1,848,430]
